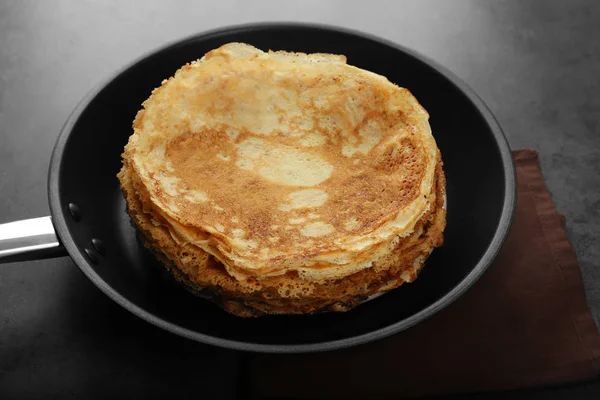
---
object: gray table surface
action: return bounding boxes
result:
[1,0,599,398]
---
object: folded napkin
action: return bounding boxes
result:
[246,149,600,399]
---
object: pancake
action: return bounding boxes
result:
[118,42,446,316]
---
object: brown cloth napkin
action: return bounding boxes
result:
[246,149,600,399]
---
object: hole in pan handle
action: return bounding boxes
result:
[0,216,67,263]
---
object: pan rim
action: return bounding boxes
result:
[48,22,516,354]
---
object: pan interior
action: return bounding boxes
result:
[49,24,512,351]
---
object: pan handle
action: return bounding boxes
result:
[0,216,67,263]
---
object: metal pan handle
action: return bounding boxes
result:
[0,216,67,263]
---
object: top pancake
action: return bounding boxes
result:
[125,42,439,280]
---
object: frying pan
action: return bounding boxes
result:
[0,23,515,353]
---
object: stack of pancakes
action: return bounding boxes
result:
[118,43,446,317]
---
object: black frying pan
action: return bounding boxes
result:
[0,23,515,353]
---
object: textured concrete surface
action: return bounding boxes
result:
[1,0,599,398]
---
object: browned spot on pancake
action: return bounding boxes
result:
[161,121,427,254]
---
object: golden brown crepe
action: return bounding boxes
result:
[118,43,446,316]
